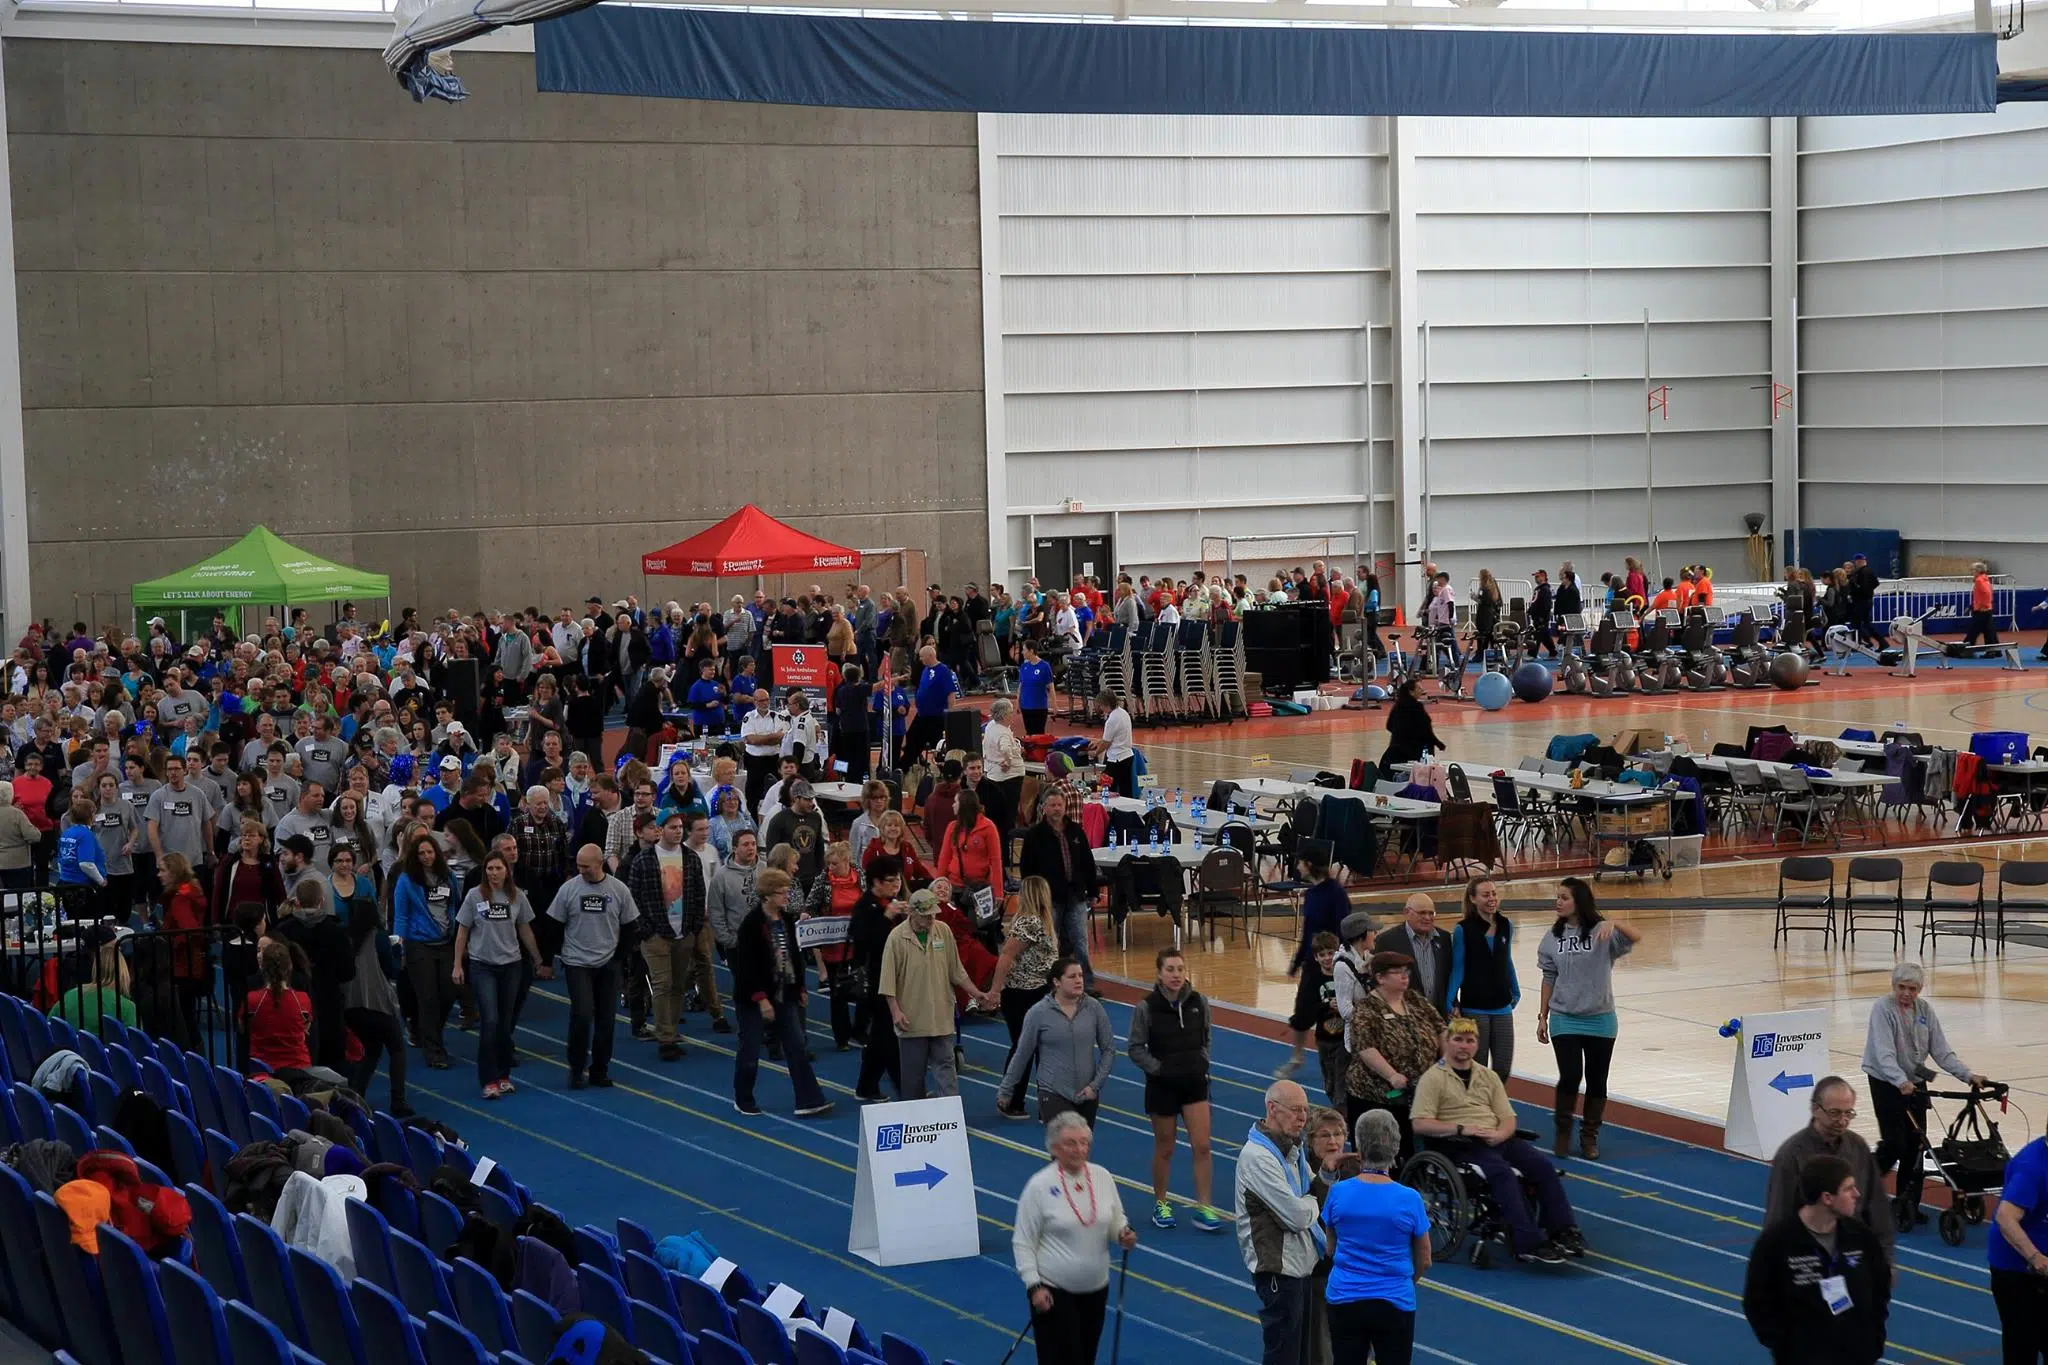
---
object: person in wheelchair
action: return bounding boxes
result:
[1410,1018,1586,1266]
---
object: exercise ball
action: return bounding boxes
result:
[1769,652,1810,691]
[1473,671,1512,711]
[1511,661,1554,703]
[1367,684,1388,701]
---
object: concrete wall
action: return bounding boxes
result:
[4,38,985,626]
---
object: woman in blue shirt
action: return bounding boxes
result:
[1017,640,1054,736]
[1445,876,1520,1082]
[1321,1108,1431,1364]
[1991,1133,2048,1356]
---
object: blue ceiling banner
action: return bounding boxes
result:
[534,7,1996,119]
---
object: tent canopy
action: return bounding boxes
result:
[131,526,390,609]
[642,505,861,578]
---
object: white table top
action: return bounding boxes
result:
[1990,761,2048,776]
[1682,753,1891,789]
[1229,775,1441,819]
[1792,734,1907,761]
[1389,762,1659,804]
[809,781,866,803]
[1092,845,1188,868]
[1099,797,1280,834]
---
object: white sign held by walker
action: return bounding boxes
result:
[849,1096,980,1266]
[1725,1008,1831,1160]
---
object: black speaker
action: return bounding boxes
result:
[944,707,983,758]
[1243,605,1332,692]
[441,658,482,727]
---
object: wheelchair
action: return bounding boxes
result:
[1398,1129,1563,1269]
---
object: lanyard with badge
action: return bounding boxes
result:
[1815,1243,1853,1316]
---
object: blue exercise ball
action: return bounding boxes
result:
[1473,671,1512,711]
[1511,661,1554,703]
[1366,684,1388,701]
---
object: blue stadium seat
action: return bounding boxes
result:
[34,1190,120,1365]
[0,998,35,1081]
[212,1064,254,1145]
[0,1138,59,1349]
[880,1336,931,1365]
[575,1264,634,1340]
[94,1124,136,1157]
[735,1302,793,1365]
[246,1077,286,1131]
[251,1112,287,1144]
[509,1289,560,1363]
[183,1183,250,1303]
[697,1333,756,1365]
[378,1181,423,1243]
[450,1257,516,1355]
[723,1264,764,1305]
[180,1055,226,1139]
[374,1113,411,1168]
[419,1189,463,1254]
[20,1009,52,1066]
[500,1354,536,1365]
[158,1258,233,1365]
[292,1243,369,1365]
[52,1102,95,1153]
[235,1211,310,1347]
[674,1274,737,1341]
[225,1300,300,1365]
[616,1218,656,1260]
[573,1226,624,1280]
[791,1327,848,1365]
[280,1092,312,1132]
[97,1224,174,1365]
[138,1056,182,1118]
[74,1031,110,1080]
[350,1277,428,1365]
[629,1299,693,1365]
[406,1125,445,1183]
[343,1101,377,1154]
[347,1197,400,1295]
[0,1082,19,1146]
[623,1250,680,1319]
[11,1081,54,1142]
[47,1015,80,1058]
[165,1108,207,1188]
[390,1227,457,1322]
[424,1312,493,1365]
[105,1042,141,1093]
[204,1128,239,1185]
[81,1068,118,1124]
[478,1185,521,1232]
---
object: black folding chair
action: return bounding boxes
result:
[1922,861,1988,957]
[1995,860,2048,953]
[1774,856,1836,949]
[1842,857,1904,949]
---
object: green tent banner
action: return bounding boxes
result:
[131,526,390,609]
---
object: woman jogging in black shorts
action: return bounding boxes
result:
[1128,947,1224,1233]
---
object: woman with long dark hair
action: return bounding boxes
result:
[1445,877,1518,1082]
[1380,679,1445,768]
[1535,877,1639,1160]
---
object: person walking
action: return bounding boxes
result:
[452,850,548,1100]
[988,875,1060,1120]
[1445,876,1518,1082]
[878,887,989,1100]
[544,844,640,1089]
[1019,788,1101,990]
[1279,849,1352,1080]
[1991,1133,2048,1365]
[1343,952,1444,1158]
[1012,1110,1137,1365]
[1765,1076,1895,1267]
[1535,876,1639,1160]
[1236,1079,1324,1365]
[1128,947,1224,1234]
[997,957,1114,1126]
[393,833,460,1070]
[334,844,413,1116]
[729,867,834,1119]
[622,809,710,1062]
[1861,962,1987,1230]
[1743,1154,1891,1365]
[1320,1109,1431,1365]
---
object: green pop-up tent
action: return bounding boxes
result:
[131,526,389,608]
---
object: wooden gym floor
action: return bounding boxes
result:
[1076,644,2048,1149]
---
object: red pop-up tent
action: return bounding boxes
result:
[641,505,862,578]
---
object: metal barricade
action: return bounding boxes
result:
[1874,575,2018,632]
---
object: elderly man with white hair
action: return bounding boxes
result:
[1013,1109,1136,1365]
[1862,961,1989,1229]
[1237,1078,1323,1365]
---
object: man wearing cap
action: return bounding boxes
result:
[275,834,319,898]
[423,755,466,816]
[545,844,640,1089]
[739,690,788,818]
[878,887,989,1100]
[1412,1019,1584,1265]
[1376,894,1453,1017]
[763,780,826,888]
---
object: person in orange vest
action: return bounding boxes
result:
[1693,566,1715,608]
[1674,571,1699,611]
[1649,579,1681,615]
[1964,562,1999,646]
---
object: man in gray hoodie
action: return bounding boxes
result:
[708,829,763,958]
[1235,1078,1323,1365]
[494,624,535,698]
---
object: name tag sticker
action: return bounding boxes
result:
[1820,1274,1852,1316]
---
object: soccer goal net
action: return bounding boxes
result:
[1199,532,1359,585]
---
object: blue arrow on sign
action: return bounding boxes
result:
[1769,1071,1815,1096]
[893,1163,948,1190]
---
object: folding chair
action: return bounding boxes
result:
[1842,857,1905,949]
[1187,847,1254,946]
[1996,860,2048,952]
[419,1189,464,1253]
[105,1042,142,1094]
[698,1335,753,1365]
[1773,769,1843,847]
[794,1326,851,1365]
[1774,857,1837,949]
[210,1064,253,1146]
[52,1102,94,1153]
[10,1082,53,1142]
[158,1258,234,1365]
[1922,861,1987,957]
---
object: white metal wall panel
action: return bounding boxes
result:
[984,112,1391,579]
[1407,118,1773,590]
[1801,106,2048,581]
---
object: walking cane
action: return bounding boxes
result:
[1109,1245,1131,1365]
[994,1316,1032,1365]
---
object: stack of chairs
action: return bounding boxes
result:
[1094,624,1131,717]
[1173,620,1216,722]
[1133,622,1176,722]
[1210,620,1247,719]
[0,994,957,1365]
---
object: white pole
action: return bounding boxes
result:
[1363,322,1376,571]
[1643,307,1658,585]
[1420,320,1433,570]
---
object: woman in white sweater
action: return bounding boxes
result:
[1014,1110,1138,1363]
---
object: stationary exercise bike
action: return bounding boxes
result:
[1676,610,1727,691]
[1630,615,1684,694]
[1725,615,1772,688]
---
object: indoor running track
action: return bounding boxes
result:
[394,973,2008,1365]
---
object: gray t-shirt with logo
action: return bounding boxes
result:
[274,808,338,869]
[261,775,301,829]
[457,887,534,967]
[545,874,640,968]
[156,692,206,729]
[296,737,346,795]
[145,782,217,861]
